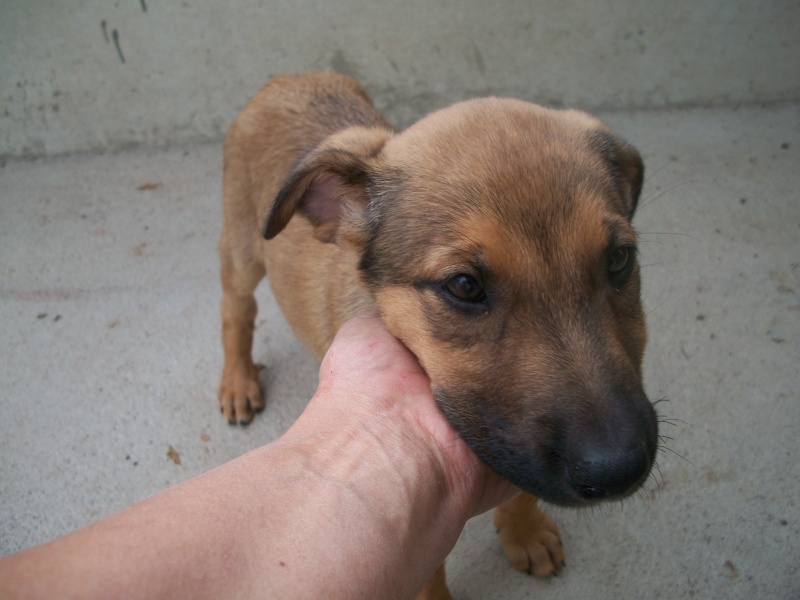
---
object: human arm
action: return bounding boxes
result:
[0,315,517,599]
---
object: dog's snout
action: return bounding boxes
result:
[566,395,658,501]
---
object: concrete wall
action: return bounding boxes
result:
[2,0,798,158]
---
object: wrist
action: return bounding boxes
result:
[272,390,466,593]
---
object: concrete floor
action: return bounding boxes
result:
[1,102,798,598]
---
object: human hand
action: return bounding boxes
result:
[296,314,519,519]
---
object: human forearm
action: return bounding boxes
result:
[0,413,462,600]
[0,452,274,600]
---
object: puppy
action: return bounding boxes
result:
[218,71,658,600]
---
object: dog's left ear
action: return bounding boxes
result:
[591,131,644,220]
[263,126,393,244]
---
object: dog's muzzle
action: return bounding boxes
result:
[435,388,659,506]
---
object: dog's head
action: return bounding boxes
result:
[264,98,658,506]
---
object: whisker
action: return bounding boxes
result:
[652,460,664,480]
[637,483,652,501]
[640,468,664,501]
[659,417,691,427]
[638,231,703,243]
[638,179,705,211]
[642,158,682,184]
[659,445,696,468]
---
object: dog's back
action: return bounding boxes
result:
[221,73,392,361]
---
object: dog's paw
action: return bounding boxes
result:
[415,564,452,600]
[217,363,265,425]
[493,494,564,577]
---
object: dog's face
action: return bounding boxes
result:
[265,99,658,506]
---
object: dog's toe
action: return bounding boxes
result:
[501,524,563,576]
[494,495,565,578]
[233,393,256,425]
[218,365,264,425]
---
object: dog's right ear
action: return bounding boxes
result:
[590,130,644,220]
[262,126,393,243]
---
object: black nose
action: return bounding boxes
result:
[566,396,657,501]
[567,442,652,500]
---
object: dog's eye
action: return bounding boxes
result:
[608,246,635,289]
[609,247,630,273]
[444,274,486,304]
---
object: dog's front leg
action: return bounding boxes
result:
[217,243,266,425]
[494,493,564,577]
[416,563,451,600]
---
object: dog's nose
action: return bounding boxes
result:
[565,396,657,501]
[567,442,652,500]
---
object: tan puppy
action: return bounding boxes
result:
[218,71,658,599]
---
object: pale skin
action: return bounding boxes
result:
[0,316,518,600]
